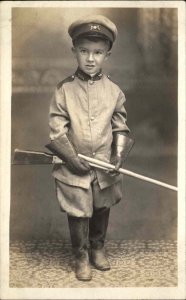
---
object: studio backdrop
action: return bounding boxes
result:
[11,7,177,241]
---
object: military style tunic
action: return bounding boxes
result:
[49,68,130,216]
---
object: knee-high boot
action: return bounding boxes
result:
[89,208,110,271]
[67,215,92,281]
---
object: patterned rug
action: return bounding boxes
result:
[10,240,177,288]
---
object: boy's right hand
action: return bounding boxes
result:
[45,134,91,176]
[66,156,91,175]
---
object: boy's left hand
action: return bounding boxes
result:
[108,155,122,177]
[108,133,134,177]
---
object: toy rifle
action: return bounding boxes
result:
[13,149,177,192]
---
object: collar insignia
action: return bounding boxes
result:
[75,68,102,81]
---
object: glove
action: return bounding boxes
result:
[109,133,134,177]
[46,134,91,176]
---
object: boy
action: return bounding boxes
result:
[47,15,134,281]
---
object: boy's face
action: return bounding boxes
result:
[72,38,111,77]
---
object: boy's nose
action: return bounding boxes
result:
[87,53,94,62]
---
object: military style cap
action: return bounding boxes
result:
[68,15,118,44]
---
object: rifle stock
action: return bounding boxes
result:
[13,149,107,170]
[14,149,62,165]
[13,149,177,192]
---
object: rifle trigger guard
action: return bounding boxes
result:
[52,156,63,164]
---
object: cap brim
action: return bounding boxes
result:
[73,32,112,43]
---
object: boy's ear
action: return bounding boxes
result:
[105,51,111,61]
[71,47,76,57]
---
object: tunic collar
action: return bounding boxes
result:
[75,68,103,81]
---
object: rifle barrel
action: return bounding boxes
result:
[78,154,177,192]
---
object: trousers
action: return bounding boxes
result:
[55,170,122,217]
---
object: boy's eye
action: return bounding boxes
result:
[95,50,104,55]
[80,49,87,54]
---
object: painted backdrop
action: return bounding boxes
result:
[11,7,177,240]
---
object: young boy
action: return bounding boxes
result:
[47,15,134,281]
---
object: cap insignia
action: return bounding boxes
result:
[90,24,101,31]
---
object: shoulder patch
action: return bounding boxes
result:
[57,75,75,90]
[106,74,116,84]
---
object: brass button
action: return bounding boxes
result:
[92,152,96,156]
[90,116,94,121]
[89,80,94,85]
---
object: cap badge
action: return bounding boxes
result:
[90,24,101,31]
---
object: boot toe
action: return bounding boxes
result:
[76,267,92,281]
[91,249,110,271]
[94,262,110,271]
[75,256,92,281]
[76,270,92,281]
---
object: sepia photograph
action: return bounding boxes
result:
[0,1,185,299]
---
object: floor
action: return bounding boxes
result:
[10,239,177,288]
